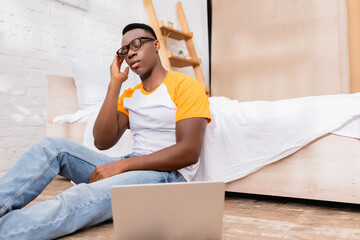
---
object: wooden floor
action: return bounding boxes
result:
[26,176,360,240]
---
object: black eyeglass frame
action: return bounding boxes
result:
[116,37,156,59]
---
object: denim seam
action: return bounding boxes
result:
[2,147,98,216]
[0,202,6,217]
[48,137,99,168]
[56,148,99,168]
[1,194,111,237]
[2,150,60,215]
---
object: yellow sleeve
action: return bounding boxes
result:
[117,91,129,116]
[175,77,211,123]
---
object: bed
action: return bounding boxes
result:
[46,74,360,204]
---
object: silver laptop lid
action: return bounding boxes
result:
[111,181,225,240]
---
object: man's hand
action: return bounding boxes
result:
[88,160,127,183]
[110,54,130,85]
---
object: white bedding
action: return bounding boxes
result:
[82,93,360,183]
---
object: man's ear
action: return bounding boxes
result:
[154,40,161,52]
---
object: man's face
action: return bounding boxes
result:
[121,28,159,76]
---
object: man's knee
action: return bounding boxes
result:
[35,137,73,152]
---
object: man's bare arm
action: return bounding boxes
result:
[93,55,129,150]
[89,117,207,183]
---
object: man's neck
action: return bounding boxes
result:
[140,65,168,92]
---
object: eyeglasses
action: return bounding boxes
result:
[116,37,156,59]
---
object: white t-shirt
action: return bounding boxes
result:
[117,71,211,181]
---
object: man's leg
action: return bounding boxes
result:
[0,169,186,240]
[0,136,123,217]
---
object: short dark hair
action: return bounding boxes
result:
[122,23,157,40]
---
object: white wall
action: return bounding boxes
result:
[0,0,209,174]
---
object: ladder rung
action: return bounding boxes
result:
[159,21,193,40]
[167,51,201,68]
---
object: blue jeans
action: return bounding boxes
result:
[0,137,186,240]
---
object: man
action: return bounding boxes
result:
[0,23,211,239]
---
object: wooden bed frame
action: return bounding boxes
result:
[46,75,360,204]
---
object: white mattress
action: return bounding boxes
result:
[80,93,360,182]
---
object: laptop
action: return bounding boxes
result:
[110,181,225,240]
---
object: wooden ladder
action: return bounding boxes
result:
[143,0,209,95]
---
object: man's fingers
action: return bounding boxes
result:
[112,54,123,69]
[124,66,129,80]
[88,169,98,183]
[88,174,94,183]
[112,54,118,66]
[89,174,100,183]
[116,54,124,68]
